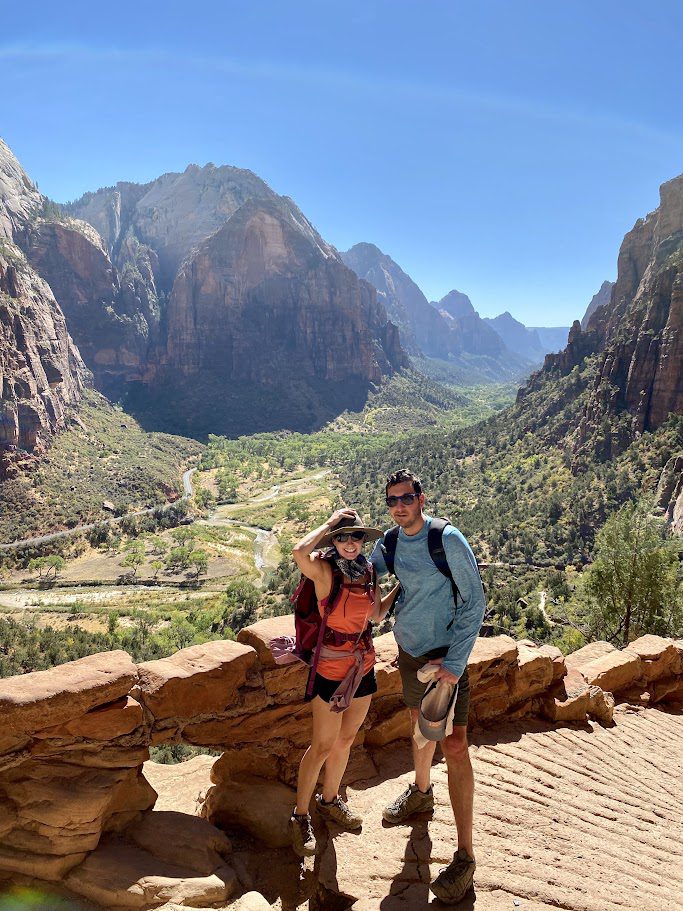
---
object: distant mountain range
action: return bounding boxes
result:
[0,139,409,442]
[0,133,616,454]
[342,243,571,380]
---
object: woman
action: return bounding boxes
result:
[288,507,398,857]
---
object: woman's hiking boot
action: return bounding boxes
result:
[315,793,363,830]
[381,783,434,824]
[430,848,476,903]
[288,811,317,857]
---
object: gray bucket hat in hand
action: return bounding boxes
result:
[319,513,383,547]
[418,679,459,741]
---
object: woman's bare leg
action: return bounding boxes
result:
[320,694,372,802]
[295,696,343,815]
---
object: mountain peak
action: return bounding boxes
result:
[0,137,42,241]
[438,289,475,318]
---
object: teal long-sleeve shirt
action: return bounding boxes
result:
[370,516,485,678]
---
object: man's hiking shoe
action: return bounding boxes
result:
[288,812,317,857]
[382,783,434,824]
[430,848,476,903]
[315,793,363,831]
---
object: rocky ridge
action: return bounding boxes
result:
[0,627,680,909]
[519,174,683,455]
[342,243,541,381]
[580,279,614,330]
[0,140,87,462]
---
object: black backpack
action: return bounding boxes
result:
[380,517,461,628]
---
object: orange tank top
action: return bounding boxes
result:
[317,581,376,681]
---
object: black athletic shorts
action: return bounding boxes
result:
[306,668,378,703]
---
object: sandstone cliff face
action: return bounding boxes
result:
[581,279,614,330]
[342,243,534,382]
[341,242,446,356]
[133,199,407,434]
[0,243,85,455]
[66,166,408,429]
[579,174,683,436]
[0,139,41,242]
[68,163,278,291]
[0,140,91,460]
[22,218,156,397]
[518,174,683,446]
[485,310,545,363]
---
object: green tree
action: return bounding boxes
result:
[188,549,209,581]
[219,579,260,633]
[194,488,215,510]
[582,503,682,645]
[164,546,192,574]
[121,550,145,578]
[29,555,66,581]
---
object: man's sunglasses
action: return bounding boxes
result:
[333,531,367,542]
[386,493,419,507]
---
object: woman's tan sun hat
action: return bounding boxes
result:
[319,513,383,547]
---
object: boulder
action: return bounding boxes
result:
[365,696,411,747]
[203,777,295,848]
[507,642,555,703]
[0,761,156,859]
[0,651,137,733]
[565,641,616,672]
[261,662,309,704]
[65,839,237,908]
[467,636,518,689]
[0,844,87,881]
[579,650,642,693]
[138,641,261,730]
[373,632,403,698]
[183,701,310,749]
[127,810,232,875]
[625,635,682,682]
[649,676,683,705]
[538,644,567,681]
[539,670,592,723]
[143,756,217,815]
[587,686,615,725]
[229,893,272,911]
[237,616,292,669]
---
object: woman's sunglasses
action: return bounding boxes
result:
[333,531,367,542]
[385,493,419,507]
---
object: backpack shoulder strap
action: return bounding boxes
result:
[381,525,400,575]
[428,517,461,610]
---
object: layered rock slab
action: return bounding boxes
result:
[312,708,683,911]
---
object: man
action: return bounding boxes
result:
[370,468,485,904]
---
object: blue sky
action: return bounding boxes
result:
[2,1,682,325]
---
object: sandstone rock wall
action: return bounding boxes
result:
[1,625,680,900]
[519,173,683,442]
[0,243,86,458]
[22,218,158,398]
[0,141,87,459]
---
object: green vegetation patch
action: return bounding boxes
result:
[0,390,203,543]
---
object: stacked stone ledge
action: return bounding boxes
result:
[0,624,680,902]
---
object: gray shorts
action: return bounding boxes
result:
[397,645,471,726]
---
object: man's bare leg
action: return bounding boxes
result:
[441,725,474,856]
[409,707,437,792]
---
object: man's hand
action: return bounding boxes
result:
[433,665,460,686]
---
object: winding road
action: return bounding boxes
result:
[0,469,197,553]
